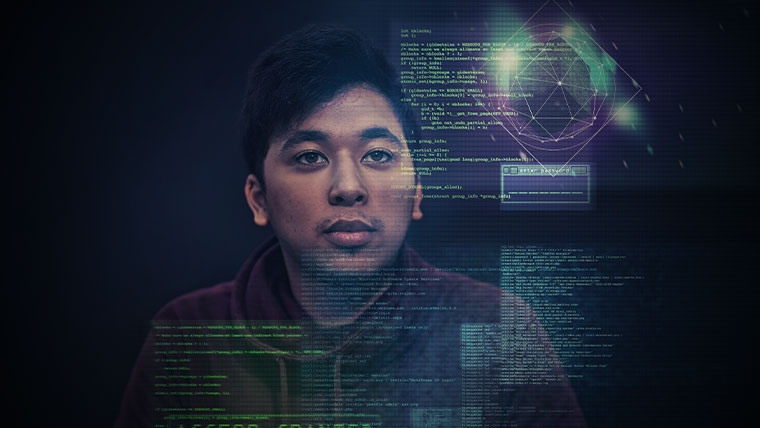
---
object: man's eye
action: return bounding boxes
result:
[295,151,327,165]
[362,150,393,163]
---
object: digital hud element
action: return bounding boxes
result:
[480,0,641,175]
[500,163,592,210]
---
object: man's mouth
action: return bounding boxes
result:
[322,219,377,248]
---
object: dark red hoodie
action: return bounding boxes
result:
[115,237,586,427]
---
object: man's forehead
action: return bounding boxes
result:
[303,86,400,126]
[274,86,405,148]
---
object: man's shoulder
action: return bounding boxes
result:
[432,267,501,297]
[404,247,533,323]
[153,281,238,321]
[151,238,279,322]
[435,269,531,312]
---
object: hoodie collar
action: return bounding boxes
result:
[231,236,432,323]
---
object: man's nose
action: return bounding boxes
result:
[328,160,368,206]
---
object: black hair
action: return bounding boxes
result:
[241,24,419,186]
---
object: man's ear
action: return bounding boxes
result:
[412,174,423,221]
[245,174,269,227]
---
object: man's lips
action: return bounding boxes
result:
[322,219,377,247]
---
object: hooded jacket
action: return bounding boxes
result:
[115,237,586,428]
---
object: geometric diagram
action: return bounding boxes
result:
[478,1,641,175]
[497,24,613,151]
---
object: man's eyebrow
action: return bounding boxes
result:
[360,127,403,147]
[280,130,328,153]
[279,127,403,153]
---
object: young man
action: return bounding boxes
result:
[115,24,586,428]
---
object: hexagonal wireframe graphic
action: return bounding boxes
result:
[480,0,641,174]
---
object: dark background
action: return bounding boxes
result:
[6,0,757,426]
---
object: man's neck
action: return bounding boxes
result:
[282,250,399,327]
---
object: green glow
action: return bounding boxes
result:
[484,3,533,91]
[484,4,526,45]
[560,21,616,98]
[613,102,643,131]
[485,11,617,100]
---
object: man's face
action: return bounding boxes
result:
[246,85,422,277]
